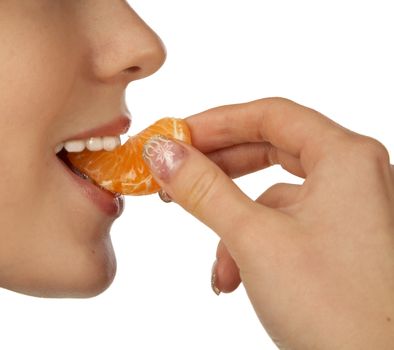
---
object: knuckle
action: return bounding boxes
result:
[332,133,391,178]
[363,138,389,162]
[348,134,390,163]
[185,169,220,215]
[263,97,294,105]
[256,97,296,113]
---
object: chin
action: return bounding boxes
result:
[7,238,117,299]
[53,243,118,299]
[65,254,117,299]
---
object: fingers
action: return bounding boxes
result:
[186,97,347,174]
[212,184,302,294]
[207,142,305,179]
[143,136,284,252]
[211,240,241,294]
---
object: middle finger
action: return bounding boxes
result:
[207,142,305,179]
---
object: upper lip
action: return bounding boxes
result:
[64,115,131,141]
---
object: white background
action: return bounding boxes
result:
[1,1,393,349]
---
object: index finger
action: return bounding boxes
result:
[186,97,347,173]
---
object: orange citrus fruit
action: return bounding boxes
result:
[67,117,191,195]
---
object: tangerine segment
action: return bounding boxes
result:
[67,118,191,195]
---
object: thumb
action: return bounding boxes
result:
[142,135,278,249]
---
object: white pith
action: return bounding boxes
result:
[55,135,122,154]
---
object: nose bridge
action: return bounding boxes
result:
[87,2,166,82]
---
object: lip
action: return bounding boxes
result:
[55,115,130,218]
[56,153,125,218]
[66,115,131,140]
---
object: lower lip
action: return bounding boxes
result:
[56,156,124,218]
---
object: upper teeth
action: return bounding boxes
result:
[55,135,121,153]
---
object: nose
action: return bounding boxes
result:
[87,2,166,83]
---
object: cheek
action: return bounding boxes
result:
[0,7,80,187]
[0,1,116,297]
[11,61,76,135]
[0,20,79,134]
[0,9,116,297]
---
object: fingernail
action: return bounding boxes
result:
[211,260,221,296]
[143,135,186,183]
[158,189,173,203]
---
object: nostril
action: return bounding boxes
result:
[125,66,141,74]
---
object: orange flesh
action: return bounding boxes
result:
[67,118,191,195]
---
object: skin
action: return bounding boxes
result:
[0,0,165,297]
[147,98,394,349]
[1,1,393,348]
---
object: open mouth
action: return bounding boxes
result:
[55,146,124,218]
[54,117,190,199]
[56,147,125,199]
[57,148,91,182]
[56,131,119,182]
[52,116,130,217]
[54,116,131,195]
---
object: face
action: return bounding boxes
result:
[0,0,165,297]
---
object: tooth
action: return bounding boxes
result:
[103,136,121,151]
[86,137,104,151]
[62,135,122,153]
[64,140,86,152]
[55,143,64,154]
[115,136,121,147]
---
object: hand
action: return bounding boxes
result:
[143,98,394,349]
